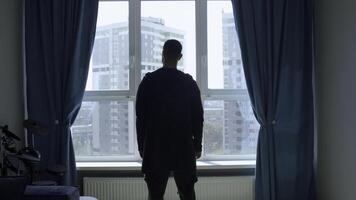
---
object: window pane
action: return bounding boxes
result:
[72,101,135,157]
[141,1,196,79]
[207,1,244,89]
[204,100,259,155]
[86,2,129,91]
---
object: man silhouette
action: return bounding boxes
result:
[136,39,204,200]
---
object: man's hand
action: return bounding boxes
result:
[195,151,202,159]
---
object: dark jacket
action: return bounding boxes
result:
[136,67,204,173]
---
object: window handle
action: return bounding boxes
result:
[201,55,207,68]
[130,55,136,69]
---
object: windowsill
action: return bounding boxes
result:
[76,160,256,171]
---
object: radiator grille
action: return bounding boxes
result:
[84,176,254,200]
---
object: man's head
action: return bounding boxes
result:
[162,39,182,67]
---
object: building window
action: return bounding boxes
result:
[141,1,195,78]
[72,0,258,162]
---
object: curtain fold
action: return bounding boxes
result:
[231,0,315,199]
[25,0,99,186]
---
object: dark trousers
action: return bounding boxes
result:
[144,170,197,200]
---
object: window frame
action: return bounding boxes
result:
[77,0,256,162]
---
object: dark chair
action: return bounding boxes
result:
[0,176,27,200]
[24,185,80,200]
[24,185,98,200]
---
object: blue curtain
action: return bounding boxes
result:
[25,0,98,185]
[231,0,315,199]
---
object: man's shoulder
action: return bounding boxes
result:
[142,68,195,84]
[173,70,194,81]
[182,73,196,85]
[182,72,193,80]
[143,68,161,78]
[142,72,153,81]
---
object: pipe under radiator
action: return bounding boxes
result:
[83,176,254,200]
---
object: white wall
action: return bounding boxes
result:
[315,0,356,199]
[0,0,24,143]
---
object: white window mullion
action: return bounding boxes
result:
[130,0,141,160]
[134,0,141,96]
[129,0,141,97]
[207,89,250,98]
[196,0,208,96]
[83,90,131,101]
[196,0,208,159]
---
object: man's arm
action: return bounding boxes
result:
[191,80,204,156]
[136,74,149,158]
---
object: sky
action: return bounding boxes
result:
[87,1,235,90]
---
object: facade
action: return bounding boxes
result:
[222,13,246,90]
[222,12,259,154]
[71,102,96,156]
[203,101,224,155]
[141,17,185,77]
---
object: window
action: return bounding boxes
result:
[72,0,258,162]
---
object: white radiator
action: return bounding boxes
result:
[83,176,254,200]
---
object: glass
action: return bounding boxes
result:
[141,1,196,79]
[72,101,135,157]
[207,1,245,89]
[203,100,259,155]
[86,2,129,91]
